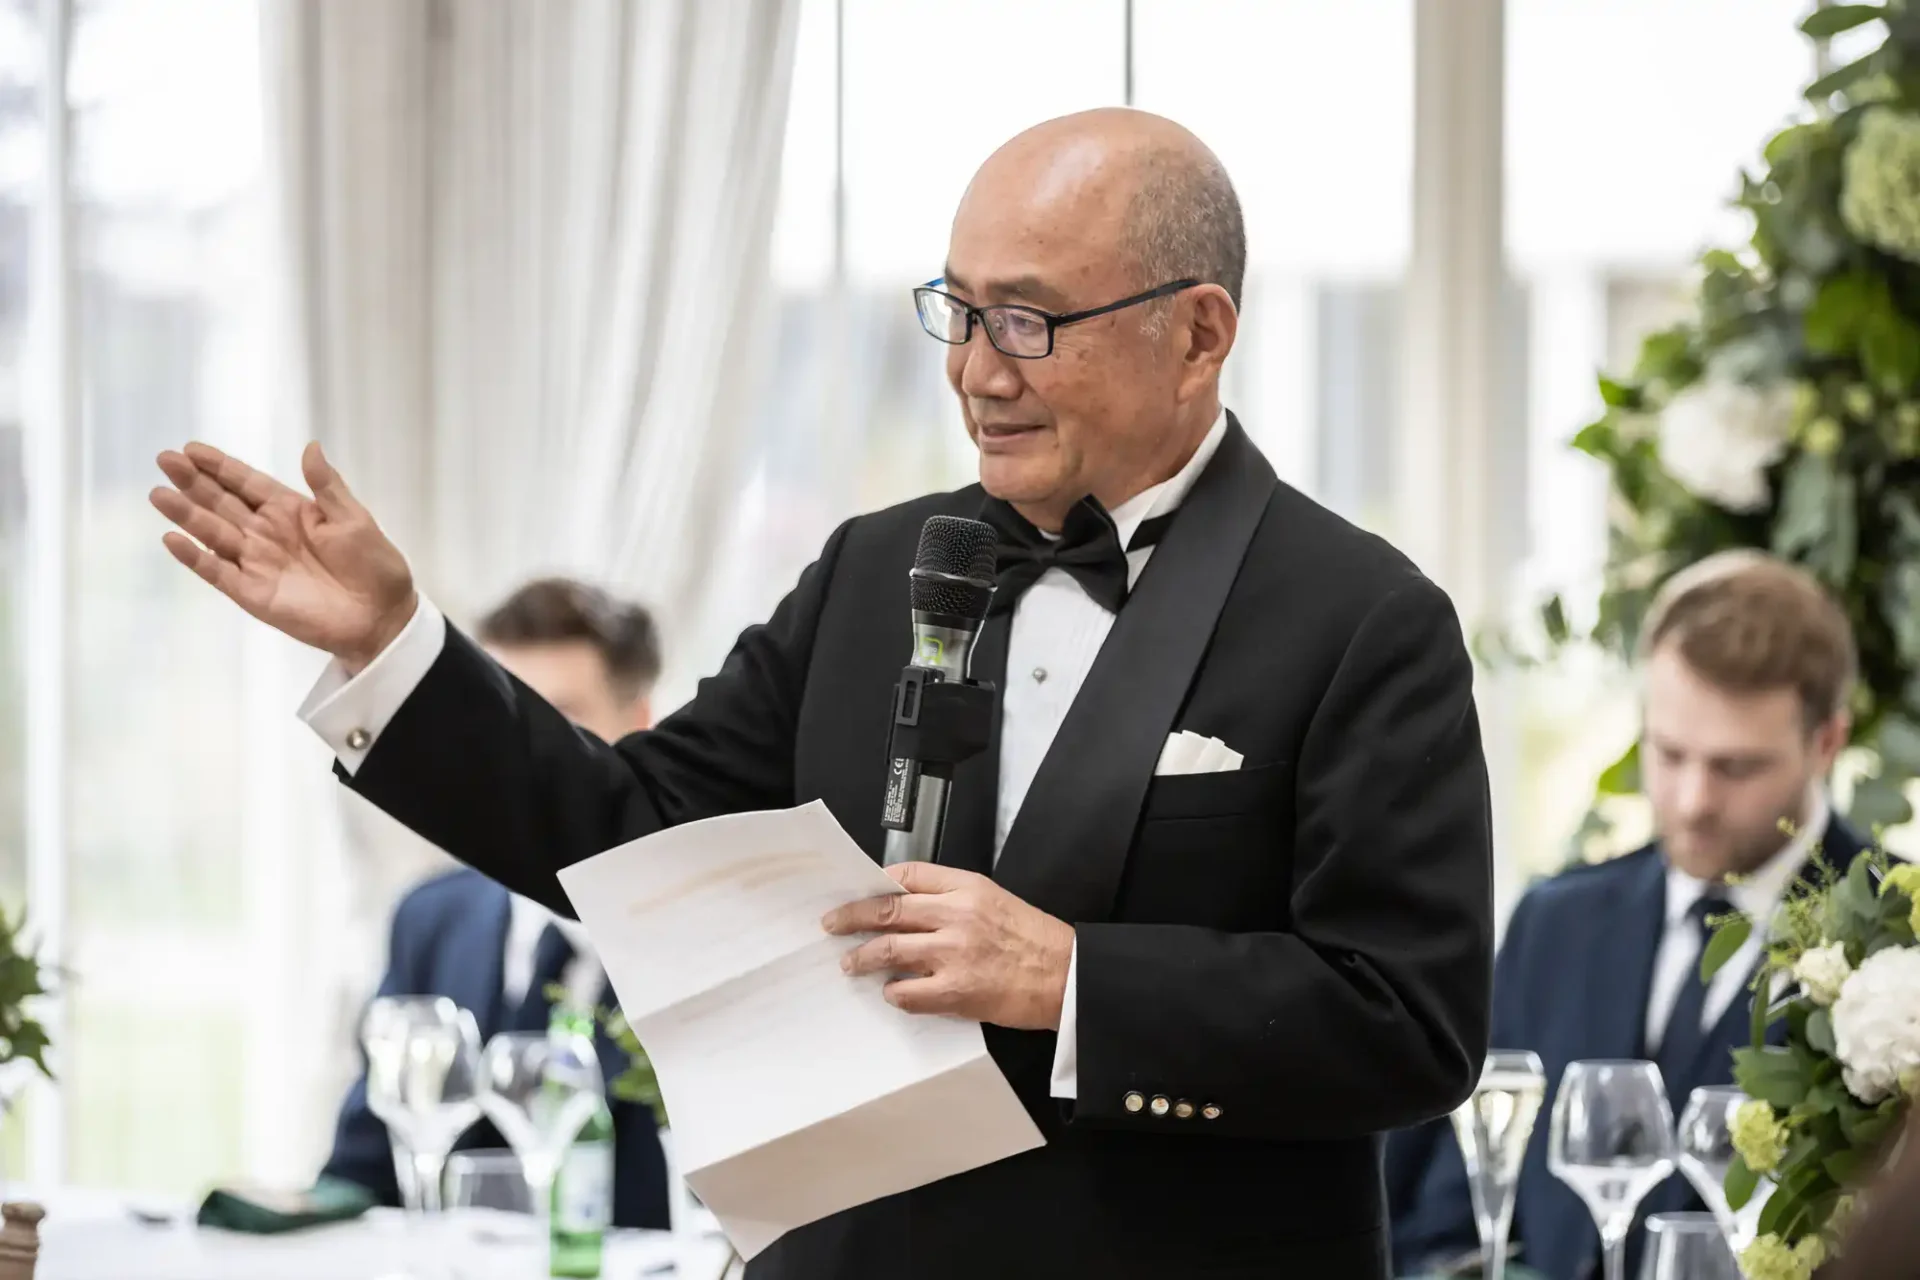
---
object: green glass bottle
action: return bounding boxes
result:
[550,1005,615,1279]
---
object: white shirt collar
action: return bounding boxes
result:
[1106,408,1230,550]
[1663,788,1830,931]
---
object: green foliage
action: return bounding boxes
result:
[1499,5,1920,857]
[542,984,667,1128]
[601,1010,668,1129]
[1709,833,1916,1260]
[0,907,53,1081]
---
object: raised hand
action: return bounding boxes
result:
[150,441,417,672]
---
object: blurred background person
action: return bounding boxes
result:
[319,578,670,1229]
[1391,550,1866,1280]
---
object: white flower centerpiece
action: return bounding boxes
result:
[1702,853,1919,1280]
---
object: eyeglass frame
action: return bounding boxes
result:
[912,277,1201,359]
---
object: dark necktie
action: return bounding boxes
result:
[979,495,1174,616]
[1654,892,1733,1093]
[508,922,576,1032]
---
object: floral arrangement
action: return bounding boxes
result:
[1505,3,1920,846]
[1704,850,1918,1279]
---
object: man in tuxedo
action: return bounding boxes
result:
[151,107,1494,1278]
[319,577,672,1229]
[1390,550,1865,1280]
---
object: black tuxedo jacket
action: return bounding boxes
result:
[342,418,1495,1279]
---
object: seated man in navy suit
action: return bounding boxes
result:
[320,577,671,1229]
[1390,550,1865,1280]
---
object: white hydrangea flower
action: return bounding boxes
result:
[1831,945,1920,1103]
[1656,380,1795,512]
[1794,942,1853,1006]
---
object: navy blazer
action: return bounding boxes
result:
[321,868,670,1229]
[1389,820,1865,1280]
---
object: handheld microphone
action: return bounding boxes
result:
[880,516,999,866]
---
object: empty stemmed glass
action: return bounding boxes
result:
[1548,1060,1677,1280]
[1676,1086,1752,1245]
[361,996,485,1213]
[1450,1050,1547,1280]
[477,1028,606,1243]
[1638,1211,1741,1280]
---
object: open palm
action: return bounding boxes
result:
[150,441,416,669]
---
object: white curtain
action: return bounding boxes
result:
[256,0,801,1152]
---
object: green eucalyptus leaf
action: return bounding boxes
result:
[1801,4,1888,38]
[1806,1007,1837,1056]
[1701,915,1753,981]
[1597,377,1638,409]
[1734,1046,1813,1109]
[1848,774,1914,834]
[1805,49,1884,101]
[1725,1154,1760,1210]
[1774,451,1835,556]
[1596,741,1641,796]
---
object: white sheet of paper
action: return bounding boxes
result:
[555,801,1046,1259]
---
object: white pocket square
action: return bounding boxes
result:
[1154,729,1244,776]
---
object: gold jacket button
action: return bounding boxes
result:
[1201,1103,1222,1120]
[1123,1091,1145,1113]
[345,728,372,751]
[1173,1100,1194,1119]
[1149,1095,1171,1117]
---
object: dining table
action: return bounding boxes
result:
[17,1186,739,1280]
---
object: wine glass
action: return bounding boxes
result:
[1638,1211,1741,1280]
[1676,1086,1746,1242]
[477,1028,606,1244]
[362,996,484,1213]
[1449,1050,1546,1280]
[1548,1060,1677,1280]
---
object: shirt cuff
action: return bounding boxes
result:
[1048,937,1079,1100]
[297,597,447,775]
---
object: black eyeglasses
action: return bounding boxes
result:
[912,278,1199,359]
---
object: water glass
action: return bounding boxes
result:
[477,1029,606,1237]
[361,996,484,1213]
[1450,1050,1546,1280]
[444,1148,535,1215]
[1638,1211,1741,1280]
[1548,1060,1677,1280]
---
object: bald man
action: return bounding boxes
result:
[151,109,1493,1279]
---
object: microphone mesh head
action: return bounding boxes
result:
[909,516,998,619]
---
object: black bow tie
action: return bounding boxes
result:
[980,495,1174,616]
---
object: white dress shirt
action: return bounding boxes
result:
[1642,789,1828,1052]
[502,892,606,1013]
[299,409,1233,1104]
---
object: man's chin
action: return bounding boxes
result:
[977,459,1060,506]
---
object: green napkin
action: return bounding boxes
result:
[196,1176,376,1234]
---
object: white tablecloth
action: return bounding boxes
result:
[25,1189,739,1280]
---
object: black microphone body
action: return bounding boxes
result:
[880,517,998,866]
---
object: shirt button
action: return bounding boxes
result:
[1149,1095,1171,1117]
[345,728,372,752]
[1173,1100,1194,1119]
[1123,1091,1145,1113]
[1201,1103,1222,1120]
[1031,667,1048,684]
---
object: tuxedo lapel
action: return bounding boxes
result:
[937,610,1008,877]
[994,416,1276,925]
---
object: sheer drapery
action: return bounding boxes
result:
[257,0,800,1133]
